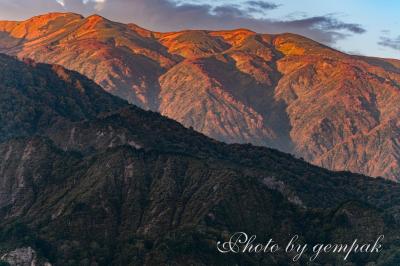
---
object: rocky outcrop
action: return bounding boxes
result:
[0,247,51,266]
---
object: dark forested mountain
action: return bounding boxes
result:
[1,13,400,181]
[0,54,399,265]
[0,53,127,142]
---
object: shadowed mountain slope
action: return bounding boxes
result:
[0,54,400,265]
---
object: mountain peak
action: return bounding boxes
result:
[215,28,256,34]
[80,14,114,29]
[1,12,83,40]
[86,14,109,22]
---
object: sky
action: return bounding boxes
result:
[0,0,399,59]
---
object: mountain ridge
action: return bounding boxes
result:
[1,13,400,181]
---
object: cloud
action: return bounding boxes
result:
[213,5,246,17]
[378,36,400,51]
[274,14,365,35]
[63,0,97,13]
[246,1,280,10]
[0,0,365,45]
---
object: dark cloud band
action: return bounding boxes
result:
[0,0,365,45]
[378,36,400,51]
[246,1,280,10]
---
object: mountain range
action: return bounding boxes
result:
[0,52,400,265]
[1,13,400,181]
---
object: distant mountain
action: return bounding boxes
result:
[0,54,400,265]
[0,12,399,182]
